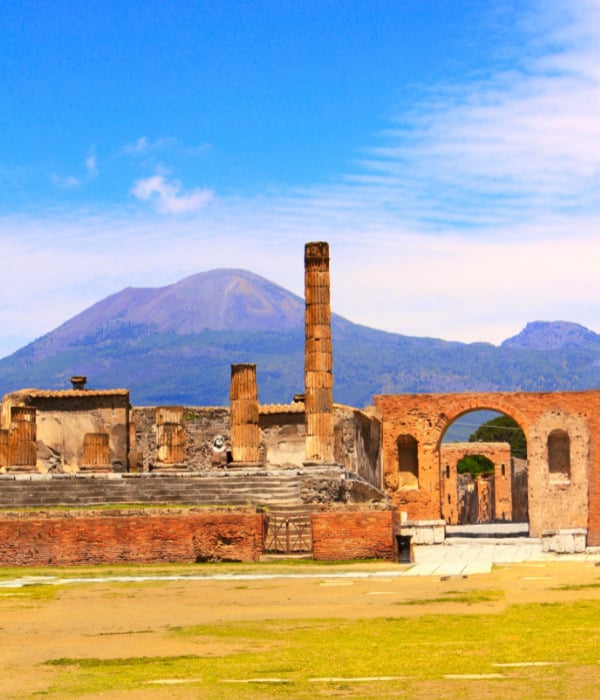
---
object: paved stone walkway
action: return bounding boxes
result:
[409,540,600,576]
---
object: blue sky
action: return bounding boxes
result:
[1,0,600,358]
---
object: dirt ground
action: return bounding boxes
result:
[2,560,600,698]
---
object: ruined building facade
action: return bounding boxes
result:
[1,241,599,564]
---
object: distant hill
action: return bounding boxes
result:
[1,270,599,407]
[501,321,600,350]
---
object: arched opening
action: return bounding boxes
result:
[548,429,570,483]
[396,434,418,490]
[441,409,528,526]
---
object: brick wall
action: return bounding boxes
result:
[311,510,396,561]
[0,510,265,566]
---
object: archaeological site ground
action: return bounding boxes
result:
[2,559,600,698]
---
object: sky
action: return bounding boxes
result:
[2,0,600,359]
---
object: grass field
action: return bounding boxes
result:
[1,559,600,698]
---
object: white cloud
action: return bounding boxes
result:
[130,175,214,214]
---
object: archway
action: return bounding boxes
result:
[441,409,528,526]
[375,390,596,542]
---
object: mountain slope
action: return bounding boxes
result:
[23,269,305,363]
[1,270,599,407]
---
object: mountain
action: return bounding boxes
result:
[501,321,600,350]
[1,270,600,408]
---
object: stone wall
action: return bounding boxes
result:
[259,408,305,467]
[334,405,382,488]
[132,406,231,471]
[311,509,396,561]
[512,457,529,522]
[375,391,600,542]
[0,509,265,565]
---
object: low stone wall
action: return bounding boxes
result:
[399,519,446,545]
[0,509,265,566]
[311,510,396,561]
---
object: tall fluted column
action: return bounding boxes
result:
[230,363,260,463]
[304,241,334,462]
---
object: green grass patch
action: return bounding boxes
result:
[41,600,600,698]
[0,584,58,600]
[551,582,600,591]
[398,588,504,605]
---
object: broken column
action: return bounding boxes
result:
[230,363,260,463]
[7,407,37,472]
[155,406,186,469]
[304,241,334,462]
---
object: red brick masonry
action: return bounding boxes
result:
[0,508,398,565]
[0,509,265,566]
[311,511,396,561]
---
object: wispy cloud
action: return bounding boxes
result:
[354,1,600,230]
[130,175,214,214]
[3,2,600,360]
[123,136,210,157]
[52,149,98,189]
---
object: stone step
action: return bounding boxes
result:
[0,473,307,508]
[446,523,529,538]
[444,536,542,546]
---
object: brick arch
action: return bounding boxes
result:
[374,390,600,542]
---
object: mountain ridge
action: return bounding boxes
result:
[1,269,599,407]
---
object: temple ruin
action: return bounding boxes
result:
[0,241,599,564]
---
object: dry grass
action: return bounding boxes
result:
[1,560,600,698]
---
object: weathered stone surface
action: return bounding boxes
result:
[542,528,587,553]
[400,520,446,545]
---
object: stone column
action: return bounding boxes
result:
[304,241,334,462]
[230,363,260,463]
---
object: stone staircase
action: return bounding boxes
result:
[0,472,304,509]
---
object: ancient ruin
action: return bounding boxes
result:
[0,241,599,564]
